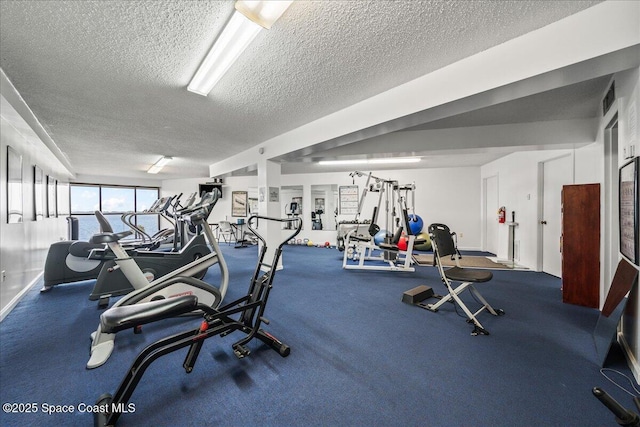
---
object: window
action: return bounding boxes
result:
[70,184,160,241]
[135,188,161,239]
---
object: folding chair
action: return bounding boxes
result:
[426,223,504,335]
[217,221,236,245]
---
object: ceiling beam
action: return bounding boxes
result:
[210,0,640,177]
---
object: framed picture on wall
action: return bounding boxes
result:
[47,175,57,218]
[33,165,44,220]
[7,145,23,223]
[269,187,279,202]
[248,197,258,215]
[619,157,639,265]
[232,191,247,217]
[339,185,359,215]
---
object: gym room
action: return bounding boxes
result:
[1,1,639,426]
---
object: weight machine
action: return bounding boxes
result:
[342,171,422,272]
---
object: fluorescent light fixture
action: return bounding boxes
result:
[187,1,293,96]
[318,158,422,166]
[147,156,173,174]
[235,0,294,29]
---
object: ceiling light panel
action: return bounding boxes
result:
[318,158,422,166]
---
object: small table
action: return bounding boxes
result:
[233,222,248,248]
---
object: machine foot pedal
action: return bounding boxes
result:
[98,295,110,309]
[233,344,250,359]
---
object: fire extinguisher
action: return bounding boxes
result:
[498,206,506,224]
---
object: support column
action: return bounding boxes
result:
[257,157,283,270]
[303,184,311,234]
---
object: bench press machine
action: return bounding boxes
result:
[342,171,423,272]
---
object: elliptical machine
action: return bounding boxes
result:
[87,190,229,369]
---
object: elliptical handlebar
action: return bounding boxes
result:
[178,189,221,219]
[247,215,303,249]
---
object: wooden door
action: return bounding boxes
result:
[561,184,600,308]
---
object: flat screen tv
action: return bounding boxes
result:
[619,157,639,266]
[199,183,222,198]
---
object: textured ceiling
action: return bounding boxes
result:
[403,76,611,131]
[0,0,604,180]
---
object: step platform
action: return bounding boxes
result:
[402,285,434,304]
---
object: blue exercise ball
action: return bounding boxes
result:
[373,229,387,246]
[408,214,424,235]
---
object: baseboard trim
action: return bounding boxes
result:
[0,272,42,323]
[618,332,640,384]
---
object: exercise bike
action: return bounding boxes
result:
[41,195,177,291]
[93,215,302,426]
[87,193,217,302]
[41,193,205,296]
[87,191,229,369]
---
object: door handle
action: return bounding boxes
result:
[540,220,547,225]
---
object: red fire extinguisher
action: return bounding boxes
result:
[498,206,506,224]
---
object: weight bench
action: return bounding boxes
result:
[426,223,504,335]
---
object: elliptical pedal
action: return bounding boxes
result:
[98,294,111,309]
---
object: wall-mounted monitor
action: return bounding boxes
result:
[619,157,639,266]
[199,183,222,198]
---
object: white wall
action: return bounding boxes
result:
[164,166,482,249]
[612,67,640,377]
[480,144,606,271]
[71,173,160,188]
[0,99,73,319]
[480,66,640,380]
[161,176,257,225]
[482,148,578,268]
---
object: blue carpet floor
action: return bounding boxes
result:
[0,244,636,426]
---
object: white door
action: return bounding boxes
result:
[541,155,573,277]
[603,119,619,294]
[484,175,499,255]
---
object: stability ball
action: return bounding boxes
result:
[414,232,432,251]
[373,229,387,246]
[408,214,424,235]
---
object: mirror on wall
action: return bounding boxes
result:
[311,184,338,231]
[281,185,303,230]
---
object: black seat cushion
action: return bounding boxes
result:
[68,241,105,257]
[444,266,493,283]
[378,243,399,251]
[100,295,199,334]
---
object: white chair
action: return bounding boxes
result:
[218,221,236,245]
